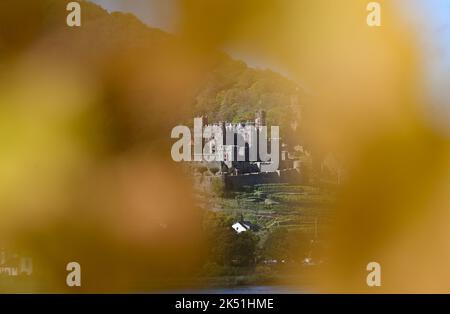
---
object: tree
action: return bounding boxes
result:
[263,227,309,262]
[209,167,220,175]
[230,232,258,266]
[204,213,258,267]
[263,227,290,260]
[196,166,208,175]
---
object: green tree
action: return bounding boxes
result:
[230,232,258,266]
[263,227,309,262]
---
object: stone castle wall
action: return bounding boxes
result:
[224,169,302,190]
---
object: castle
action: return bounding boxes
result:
[195,110,277,170]
[192,111,306,190]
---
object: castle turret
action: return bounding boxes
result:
[201,115,208,126]
[255,110,266,127]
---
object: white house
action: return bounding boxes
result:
[232,222,249,234]
[231,220,260,234]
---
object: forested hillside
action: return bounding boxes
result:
[194,58,301,128]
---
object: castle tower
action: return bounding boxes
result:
[255,110,266,161]
[255,110,266,127]
[193,115,208,161]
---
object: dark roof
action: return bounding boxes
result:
[239,220,261,232]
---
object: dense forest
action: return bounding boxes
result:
[193,58,302,127]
